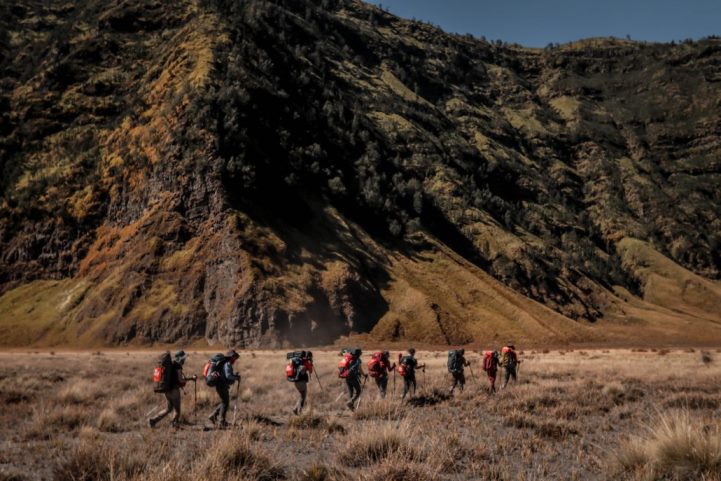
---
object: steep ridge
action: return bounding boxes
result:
[1,0,720,347]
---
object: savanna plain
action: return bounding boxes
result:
[1,349,720,481]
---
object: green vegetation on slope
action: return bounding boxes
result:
[0,0,720,346]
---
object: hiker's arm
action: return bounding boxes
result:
[224,362,240,381]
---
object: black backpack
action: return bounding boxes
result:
[203,353,227,387]
[153,352,174,393]
[447,350,462,374]
[286,351,305,382]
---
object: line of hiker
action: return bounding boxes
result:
[149,344,521,428]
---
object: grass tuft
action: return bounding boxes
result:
[338,423,414,467]
[612,410,721,480]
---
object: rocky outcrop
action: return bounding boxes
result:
[1,0,720,346]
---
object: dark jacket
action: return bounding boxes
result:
[221,360,241,385]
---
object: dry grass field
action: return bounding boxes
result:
[1,348,721,481]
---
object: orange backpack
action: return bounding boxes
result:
[368,352,384,378]
[397,353,409,377]
[338,352,353,378]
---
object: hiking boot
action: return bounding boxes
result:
[148,419,156,428]
[346,400,355,411]
[208,414,217,425]
[218,420,230,428]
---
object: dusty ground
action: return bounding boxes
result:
[1,348,720,480]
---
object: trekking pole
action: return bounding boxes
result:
[355,375,369,410]
[193,378,197,416]
[232,381,241,427]
[393,370,396,395]
[314,370,324,392]
[468,365,478,388]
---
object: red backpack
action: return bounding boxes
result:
[368,352,384,378]
[338,352,353,378]
[482,351,494,372]
[397,353,408,377]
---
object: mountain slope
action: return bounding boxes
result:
[1,0,720,347]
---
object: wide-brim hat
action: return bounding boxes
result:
[174,350,188,362]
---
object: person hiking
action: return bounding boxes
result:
[399,348,425,401]
[368,351,395,398]
[286,350,314,415]
[448,349,471,394]
[500,344,519,389]
[339,348,366,411]
[149,350,196,428]
[482,350,500,394]
[207,350,241,428]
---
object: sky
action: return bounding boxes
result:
[365,0,721,48]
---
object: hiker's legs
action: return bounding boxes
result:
[450,372,465,393]
[457,372,465,392]
[503,367,516,388]
[488,373,497,393]
[375,376,388,398]
[345,378,354,401]
[402,375,416,400]
[211,385,230,422]
[351,376,362,404]
[168,388,181,426]
[345,376,361,409]
[150,391,174,425]
[294,381,307,414]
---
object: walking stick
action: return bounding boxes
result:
[355,375,369,410]
[314,370,324,392]
[468,365,478,388]
[393,369,396,395]
[232,381,240,427]
[193,378,197,416]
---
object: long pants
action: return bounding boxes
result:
[151,388,181,426]
[402,374,416,400]
[374,376,388,398]
[487,369,498,393]
[293,381,307,414]
[503,366,517,388]
[346,376,362,407]
[450,371,465,392]
[211,384,230,422]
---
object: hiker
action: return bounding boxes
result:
[500,344,519,389]
[368,351,395,398]
[150,350,196,428]
[286,350,314,415]
[482,350,500,394]
[448,349,471,394]
[205,350,241,428]
[338,348,367,411]
[398,348,425,401]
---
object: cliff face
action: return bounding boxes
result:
[1,0,720,347]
